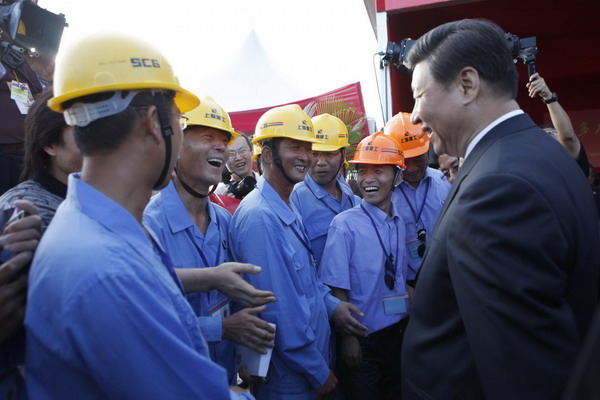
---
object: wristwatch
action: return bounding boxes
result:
[543,92,558,104]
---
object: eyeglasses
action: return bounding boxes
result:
[174,114,188,130]
[229,147,251,158]
[417,228,427,258]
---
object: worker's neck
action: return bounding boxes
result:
[264,168,295,204]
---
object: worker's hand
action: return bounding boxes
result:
[222,305,276,353]
[0,200,41,345]
[341,335,363,369]
[331,301,368,337]
[526,73,552,100]
[0,200,41,253]
[315,369,338,399]
[211,262,276,308]
[238,365,262,386]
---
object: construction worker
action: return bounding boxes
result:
[24,33,262,399]
[229,104,368,400]
[291,113,360,267]
[143,96,276,383]
[320,131,409,400]
[384,112,450,283]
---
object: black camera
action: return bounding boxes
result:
[505,33,538,77]
[382,38,414,70]
[227,175,257,200]
[0,0,67,70]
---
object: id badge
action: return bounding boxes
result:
[406,240,420,259]
[7,80,33,114]
[209,298,230,318]
[382,294,408,315]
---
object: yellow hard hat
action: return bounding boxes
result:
[349,131,405,169]
[184,96,239,145]
[48,33,199,114]
[383,112,429,158]
[312,113,349,152]
[252,142,262,161]
[253,104,321,145]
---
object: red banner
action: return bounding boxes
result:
[229,82,366,136]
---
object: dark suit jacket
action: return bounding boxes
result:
[401,113,600,400]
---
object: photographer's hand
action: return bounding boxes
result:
[526,73,552,100]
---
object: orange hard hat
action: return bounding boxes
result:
[383,112,429,158]
[349,131,405,169]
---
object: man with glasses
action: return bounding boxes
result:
[144,96,275,384]
[291,113,360,268]
[319,132,408,400]
[216,133,258,200]
[383,112,450,284]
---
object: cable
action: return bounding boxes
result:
[373,52,387,129]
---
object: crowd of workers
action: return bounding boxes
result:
[0,12,599,400]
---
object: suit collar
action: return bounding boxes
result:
[419,113,537,264]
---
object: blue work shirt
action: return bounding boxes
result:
[229,177,341,397]
[25,174,252,400]
[143,181,236,381]
[291,173,360,267]
[320,198,408,334]
[392,167,450,279]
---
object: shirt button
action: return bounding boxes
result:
[186,314,195,325]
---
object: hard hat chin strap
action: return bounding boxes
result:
[152,92,175,190]
[322,148,347,186]
[174,161,217,199]
[268,139,298,186]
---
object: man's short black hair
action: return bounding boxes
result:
[66,90,175,156]
[408,19,518,99]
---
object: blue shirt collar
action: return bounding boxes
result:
[361,197,400,226]
[160,180,218,234]
[305,172,354,201]
[68,173,152,252]
[257,176,297,226]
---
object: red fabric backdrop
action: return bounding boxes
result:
[229,82,366,136]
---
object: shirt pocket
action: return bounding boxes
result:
[304,217,330,242]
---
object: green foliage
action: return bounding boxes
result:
[303,96,369,159]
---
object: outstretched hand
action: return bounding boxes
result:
[331,301,368,337]
[211,262,276,308]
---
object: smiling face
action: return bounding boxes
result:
[310,149,343,185]
[410,60,464,157]
[275,137,313,184]
[356,163,397,209]
[226,136,253,180]
[178,126,229,191]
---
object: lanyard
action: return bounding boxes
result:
[184,212,223,268]
[399,179,430,228]
[147,233,186,295]
[289,221,317,265]
[360,204,399,288]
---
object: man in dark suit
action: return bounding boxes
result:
[401,19,600,400]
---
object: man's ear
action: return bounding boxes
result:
[261,143,272,165]
[457,66,480,105]
[139,105,163,145]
